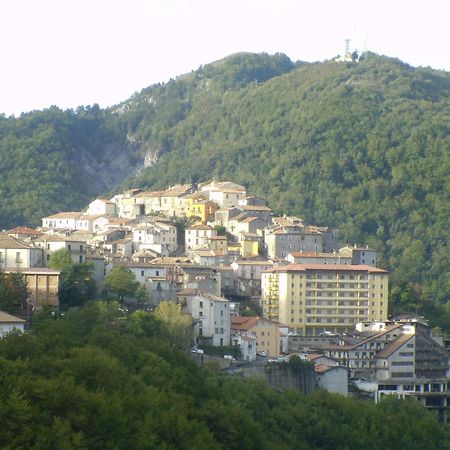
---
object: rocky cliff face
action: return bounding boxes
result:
[75,142,153,195]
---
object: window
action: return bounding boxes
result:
[68,244,71,250]
[141,270,145,276]
[15,252,21,263]
[199,301,203,308]
[199,312,203,317]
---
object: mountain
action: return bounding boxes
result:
[0,52,449,315]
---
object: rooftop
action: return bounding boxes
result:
[264,263,388,274]
[43,212,81,220]
[0,311,25,323]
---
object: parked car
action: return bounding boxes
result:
[223,354,235,360]
[191,348,204,354]
[257,351,268,357]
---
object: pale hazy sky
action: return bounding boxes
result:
[1,0,449,116]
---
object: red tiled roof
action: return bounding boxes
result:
[7,227,43,236]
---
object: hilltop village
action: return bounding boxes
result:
[1,180,449,418]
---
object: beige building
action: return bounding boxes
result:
[261,264,388,336]
[231,316,282,357]
[4,268,61,307]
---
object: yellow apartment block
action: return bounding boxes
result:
[261,264,388,336]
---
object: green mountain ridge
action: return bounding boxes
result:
[0,52,449,316]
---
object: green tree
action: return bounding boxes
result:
[58,263,97,309]
[136,284,148,307]
[153,301,192,349]
[0,271,29,313]
[104,265,138,304]
[48,249,74,272]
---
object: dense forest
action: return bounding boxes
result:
[0,52,449,320]
[0,105,140,227]
[1,302,449,449]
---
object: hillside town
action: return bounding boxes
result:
[1,180,449,420]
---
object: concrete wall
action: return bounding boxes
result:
[240,363,316,394]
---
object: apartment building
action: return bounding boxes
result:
[178,289,230,347]
[261,264,388,336]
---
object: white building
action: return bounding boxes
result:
[132,221,178,254]
[75,215,110,233]
[231,333,257,361]
[35,235,87,265]
[200,181,246,208]
[0,311,25,337]
[178,289,230,347]
[0,233,44,269]
[185,224,216,251]
[85,199,117,217]
[41,212,81,230]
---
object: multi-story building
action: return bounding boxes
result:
[35,235,87,265]
[4,267,61,307]
[339,245,377,267]
[261,264,388,336]
[111,189,144,219]
[231,259,274,298]
[264,226,323,259]
[41,212,82,231]
[322,319,450,420]
[231,316,283,357]
[185,224,216,250]
[200,181,246,208]
[0,233,44,269]
[178,289,230,347]
[132,220,178,254]
[184,193,218,223]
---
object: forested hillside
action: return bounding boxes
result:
[0,105,141,227]
[0,52,449,317]
[1,302,448,449]
[121,53,450,314]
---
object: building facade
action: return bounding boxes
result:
[261,264,388,336]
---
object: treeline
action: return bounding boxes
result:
[0,301,448,449]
